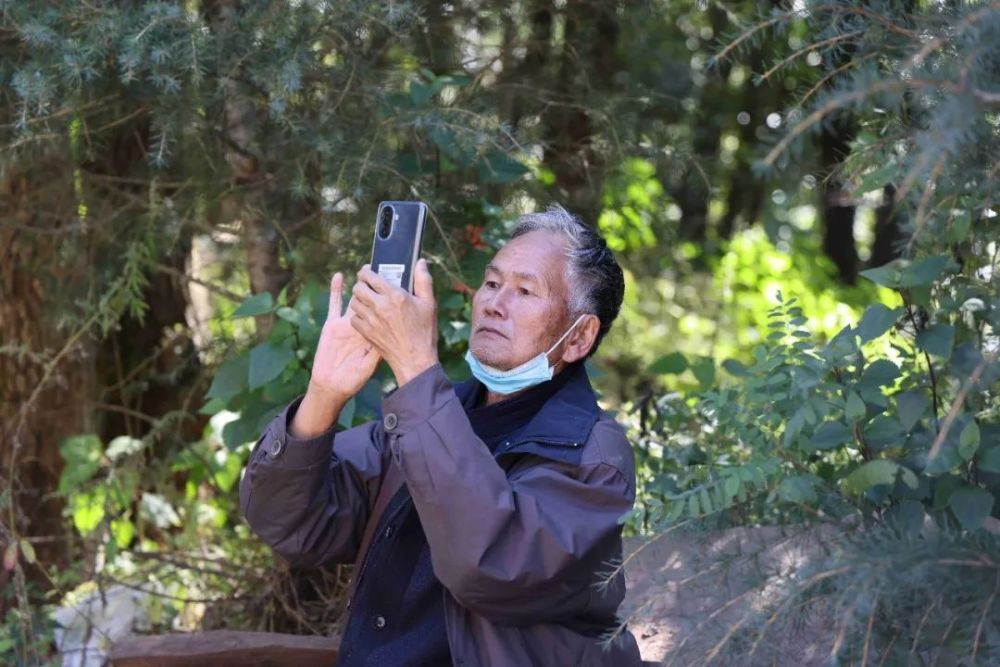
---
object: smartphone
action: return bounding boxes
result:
[370,200,427,293]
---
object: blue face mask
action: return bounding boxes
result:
[465,315,587,395]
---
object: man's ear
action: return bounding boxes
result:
[560,314,601,364]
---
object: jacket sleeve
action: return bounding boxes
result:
[380,363,635,624]
[239,396,387,569]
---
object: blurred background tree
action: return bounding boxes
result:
[1,0,996,664]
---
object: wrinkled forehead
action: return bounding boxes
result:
[490,231,570,293]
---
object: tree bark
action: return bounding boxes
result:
[0,167,95,591]
[207,0,290,339]
[539,1,619,223]
[819,116,859,284]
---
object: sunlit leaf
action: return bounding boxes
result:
[857,304,901,342]
[71,487,107,535]
[843,460,918,495]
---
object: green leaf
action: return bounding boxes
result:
[858,359,900,389]
[477,151,529,184]
[687,493,701,517]
[70,487,107,535]
[18,539,35,565]
[843,460,918,495]
[699,488,713,514]
[111,517,135,548]
[723,474,741,499]
[846,391,866,421]
[916,324,955,359]
[722,358,749,377]
[409,81,436,106]
[649,352,687,374]
[809,421,853,450]
[691,357,716,389]
[863,415,904,449]
[206,354,250,402]
[232,292,274,318]
[959,421,981,460]
[896,390,930,432]
[898,255,954,288]
[948,487,994,531]
[857,304,902,342]
[824,324,857,362]
[275,306,307,328]
[222,416,262,450]
[58,434,103,493]
[887,499,925,535]
[779,475,818,504]
[248,342,295,389]
[857,162,898,194]
[859,263,903,288]
[978,446,1000,473]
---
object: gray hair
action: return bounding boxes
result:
[510,204,625,356]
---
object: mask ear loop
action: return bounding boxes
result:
[544,313,590,365]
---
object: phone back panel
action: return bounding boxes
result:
[370,201,427,293]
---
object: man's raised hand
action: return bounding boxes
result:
[288,272,381,439]
[309,272,382,401]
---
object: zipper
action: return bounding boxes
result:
[498,436,581,455]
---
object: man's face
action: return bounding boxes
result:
[469,231,572,370]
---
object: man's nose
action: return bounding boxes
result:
[483,288,509,319]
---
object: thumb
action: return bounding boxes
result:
[414,258,434,300]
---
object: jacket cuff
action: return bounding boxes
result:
[380,363,454,434]
[256,395,336,468]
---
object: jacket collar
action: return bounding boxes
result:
[454,361,600,459]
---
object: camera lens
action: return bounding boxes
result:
[378,206,393,239]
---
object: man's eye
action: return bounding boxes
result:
[485,280,499,289]
[518,287,532,296]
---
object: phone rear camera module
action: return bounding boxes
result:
[378,206,394,239]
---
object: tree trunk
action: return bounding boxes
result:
[207,0,290,339]
[819,116,859,284]
[0,168,96,594]
[539,1,619,223]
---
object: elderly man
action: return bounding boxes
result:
[240,205,642,666]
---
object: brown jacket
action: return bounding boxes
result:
[240,362,642,666]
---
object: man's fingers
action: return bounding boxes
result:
[358,265,393,295]
[351,280,379,310]
[328,272,344,319]
[413,258,434,300]
[349,312,369,337]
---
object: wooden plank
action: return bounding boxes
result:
[109,630,340,667]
